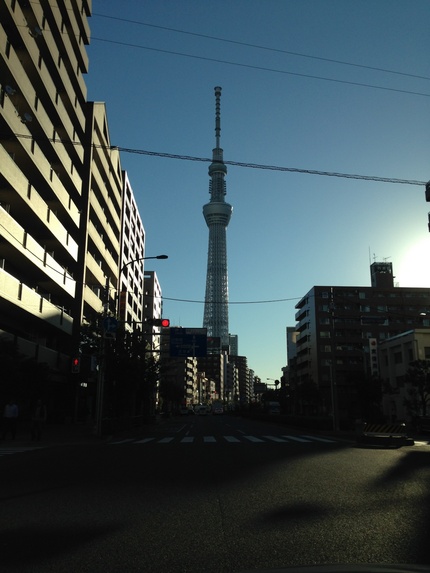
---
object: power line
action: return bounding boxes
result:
[90,36,430,100]
[8,132,426,186]
[162,296,301,305]
[92,12,430,83]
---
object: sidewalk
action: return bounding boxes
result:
[0,422,102,447]
[1,415,168,447]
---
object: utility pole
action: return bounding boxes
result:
[95,276,109,437]
[330,287,339,432]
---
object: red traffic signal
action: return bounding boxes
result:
[146,317,170,327]
[71,357,80,373]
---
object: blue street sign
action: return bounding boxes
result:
[170,327,207,357]
[103,316,118,333]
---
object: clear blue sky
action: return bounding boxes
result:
[85,0,430,382]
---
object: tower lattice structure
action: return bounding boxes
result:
[203,87,233,348]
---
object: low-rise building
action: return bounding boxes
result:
[379,329,430,421]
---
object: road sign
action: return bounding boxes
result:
[170,327,207,357]
[103,316,118,333]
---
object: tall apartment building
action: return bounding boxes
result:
[226,360,239,406]
[0,2,144,422]
[229,334,238,356]
[197,352,227,402]
[76,101,122,330]
[228,355,251,405]
[292,262,430,421]
[143,270,162,352]
[118,172,146,330]
[0,0,91,403]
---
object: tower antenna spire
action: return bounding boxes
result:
[214,86,222,150]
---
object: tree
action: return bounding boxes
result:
[404,360,430,417]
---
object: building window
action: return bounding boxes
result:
[424,347,430,359]
[394,351,402,364]
[320,331,331,338]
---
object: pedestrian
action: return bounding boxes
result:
[2,399,19,440]
[31,399,47,441]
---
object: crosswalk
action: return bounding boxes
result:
[109,434,339,446]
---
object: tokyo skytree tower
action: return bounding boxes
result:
[203,87,233,348]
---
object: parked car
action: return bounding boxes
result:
[194,405,208,415]
[212,406,224,415]
[180,407,194,416]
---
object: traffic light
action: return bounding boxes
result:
[71,357,80,373]
[146,318,170,327]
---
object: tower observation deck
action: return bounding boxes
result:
[203,87,233,348]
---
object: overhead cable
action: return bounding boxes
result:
[8,132,426,186]
[90,36,430,100]
[92,13,430,82]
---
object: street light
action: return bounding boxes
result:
[120,254,168,274]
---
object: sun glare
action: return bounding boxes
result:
[396,237,430,287]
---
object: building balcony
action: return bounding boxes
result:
[0,268,73,335]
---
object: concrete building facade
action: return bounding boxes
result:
[0,0,91,405]
[379,329,430,421]
[118,172,146,331]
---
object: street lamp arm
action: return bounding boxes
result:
[120,255,168,274]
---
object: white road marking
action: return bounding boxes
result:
[282,435,312,442]
[224,436,241,443]
[301,435,335,443]
[263,435,288,443]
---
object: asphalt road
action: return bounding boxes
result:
[1,414,430,573]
